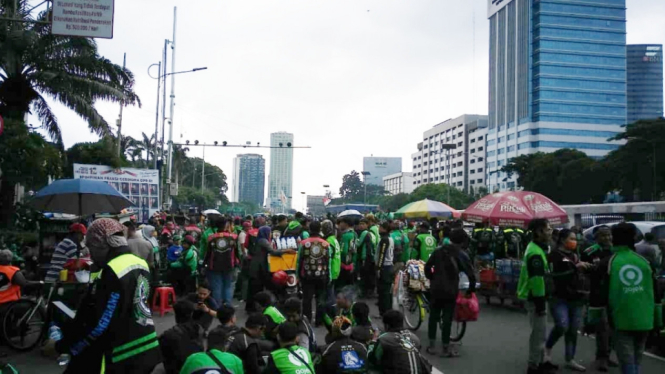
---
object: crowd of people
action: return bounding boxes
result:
[0,209,662,374]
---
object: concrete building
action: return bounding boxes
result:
[383,172,415,195]
[627,44,664,123]
[232,154,265,207]
[306,195,326,216]
[411,114,488,194]
[486,0,627,192]
[268,132,294,211]
[362,157,402,186]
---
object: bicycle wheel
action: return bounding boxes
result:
[402,293,423,331]
[2,299,47,351]
[449,320,467,342]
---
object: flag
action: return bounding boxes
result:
[323,197,331,206]
[280,190,287,205]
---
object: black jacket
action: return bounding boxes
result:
[425,244,476,301]
[369,330,423,374]
[319,337,368,374]
[215,325,262,374]
[158,321,204,374]
[548,248,585,302]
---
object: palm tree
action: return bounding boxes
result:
[0,1,140,148]
[139,132,155,165]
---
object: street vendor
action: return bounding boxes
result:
[45,223,87,283]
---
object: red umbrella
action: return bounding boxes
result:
[462,191,568,228]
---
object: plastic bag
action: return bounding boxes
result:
[455,292,480,322]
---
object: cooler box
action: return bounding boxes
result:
[268,253,297,273]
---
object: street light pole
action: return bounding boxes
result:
[201,143,205,192]
[151,61,161,169]
[361,171,370,208]
[166,6,177,209]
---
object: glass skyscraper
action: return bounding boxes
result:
[232,154,265,207]
[268,132,294,210]
[627,44,664,124]
[486,0,627,191]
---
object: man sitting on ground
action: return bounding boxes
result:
[265,322,315,374]
[368,310,428,374]
[282,297,317,354]
[319,316,368,374]
[158,300,204,374]
[179,328,244,374]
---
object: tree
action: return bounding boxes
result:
[180,157,228,196]
[339,171,363,201]
[138,132,155,166]
[0,118,63,225]
[409,183,475,209]
[0,1,139,148]
[172,186,218,211]
[64,137,128,177]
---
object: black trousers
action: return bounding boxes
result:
[377,265,394,315]
[361,262,376,297]
[246,277,265,312]
[301,279,329,322]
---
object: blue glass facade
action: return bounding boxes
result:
[626,45,664,123]
[486,0,627,191]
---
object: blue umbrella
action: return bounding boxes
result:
[31,179,134,216]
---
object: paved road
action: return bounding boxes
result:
[3,299,664,373]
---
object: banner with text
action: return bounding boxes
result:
[52,0,115,39]
[73,164,160,222]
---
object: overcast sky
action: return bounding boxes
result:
[38,0,665,212]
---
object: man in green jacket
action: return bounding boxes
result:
[336,217,357,289]
[179,327,245,374]
[265,322,315,374]
[517,218,557,374]
[412,222,437,262]
[356,219,376,298]
[590,223,662,374]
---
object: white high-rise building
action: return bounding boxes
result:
[268,132,294,211]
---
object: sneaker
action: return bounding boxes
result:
[540,361,559,372]
[565,360,586,372]
[594,358,608,372]
[607,358,619,368]
[544,348,553,364]
[440,345,460,358]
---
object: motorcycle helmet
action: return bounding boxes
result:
[272,270,288,286]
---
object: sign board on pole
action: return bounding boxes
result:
[169,183,179,197]
[487,0,514,18]
[73,164,160,222]
[52,0,115,39]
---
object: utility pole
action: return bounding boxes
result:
[201,144,206,191]
[116,53,126,157]
[166,6,177,209]
[160,39,168,207]
[153,61,161,169]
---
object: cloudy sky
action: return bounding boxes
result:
[38,0,665,211]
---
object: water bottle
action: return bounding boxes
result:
[48,323,70,366]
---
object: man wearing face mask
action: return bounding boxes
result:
[42,219,161,374]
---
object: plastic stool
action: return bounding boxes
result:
[152,286,177,317]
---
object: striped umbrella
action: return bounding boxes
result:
[394,199,460,220]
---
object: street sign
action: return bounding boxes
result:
[0,114,4,137]
[51,0,115,39]
[169,183,179,197]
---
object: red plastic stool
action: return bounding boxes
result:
[152,286,177,317]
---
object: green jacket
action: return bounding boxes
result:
[327,235,341,280]
[179,349,244,374]
[340,229,358,265]
[607,246,657,331]
[390,230,409,263]
[267,345,314,374]
[517,242,549,301]
[199,227,217,260]
[413,233,437,262]
[357,231,375,263]
[169,246,198,275]
[369,225,380,245]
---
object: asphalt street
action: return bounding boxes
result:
[3,298,664,374]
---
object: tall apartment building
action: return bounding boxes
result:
[383,172,415,195]
[411,114,488,194]
[486,0,627,192]
[232,154,265,207]
[627,44,664,123]
[362,157,402,186]
[306,195,326,216]
[268,132,294,210]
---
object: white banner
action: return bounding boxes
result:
[488,0,514,18]
[73,164,160,223]
[52,0,115,39]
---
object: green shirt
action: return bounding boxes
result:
[608,246,656,331]
[414,233,437,262]
[169,246,198,274]
[327,235,341,280]
[517,242,549,300]
[269,345,314,374]
[199,227,217,259]
[265,305,287,325]
[390,230,410,263]
[179,350,244,374]
[357,231,374,262]
[340,229,358,265]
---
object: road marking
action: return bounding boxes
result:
[433,367,444,374]
[579,331,665,363]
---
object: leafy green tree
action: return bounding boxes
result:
[0,1,139,147]
[409,183,475,209]
[339,171,363,200]
[180,157,228,196]
[172,186,218,211]
[0,119,63,225]
[64,137,128,177]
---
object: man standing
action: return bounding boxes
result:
[297,221,331,324]
[412,222,437,262]
[124,221,154,269]
[517,218,557,374]
[582,225,618,371]
[45,223,86,282]
[376,222,395,316]
[204,218,239,306]
[390,221,408,273]
[590,223,661,374]
[336,217,357,290]
[356,219,376,298]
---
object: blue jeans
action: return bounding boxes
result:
[545,299,583,361]
[614,330,648,374]
[207,270,235,306]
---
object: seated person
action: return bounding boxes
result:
[323,287,357,343]
[254,291,285,342]
[350,302,377,346]
[167,235,183,263]
[158,300,205,374]
[368,310,427,374]
[169,235,198,296]
[210,308,265,374]
[186,282,219,331]
[318,316,368,374]
[0,250,26,306]
[179,328,244,374]
[265,322,315,374]
[44,224,86,282]
[282,297,316,354]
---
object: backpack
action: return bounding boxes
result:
[477,229,493,250]
[506,231,522,257]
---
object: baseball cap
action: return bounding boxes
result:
[184,235,196,245]
[69,223,87,235]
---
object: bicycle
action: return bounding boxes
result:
[1,281,61,351]
[393,271,468,342]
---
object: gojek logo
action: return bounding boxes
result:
[619,264,644,293]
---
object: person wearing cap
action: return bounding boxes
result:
[42,218,161,373]
[318,316,368,374]
[169,235,199,296]
[0,249,27,306]
[412,222,437,262]
[45,223,87,283]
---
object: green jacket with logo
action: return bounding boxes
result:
[179,349,244,374]
[266,345,314,374]
[327,235,342,280]
[340,229,358,265]
[413,233,437,262]
[517,242,549,312]
[390,230,409,263]
[357,231,375,265]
